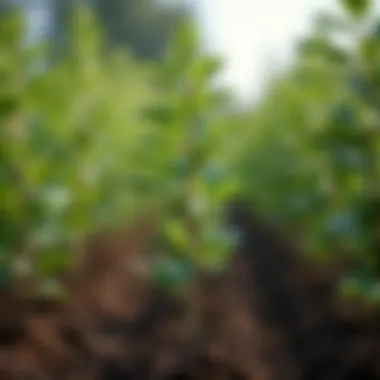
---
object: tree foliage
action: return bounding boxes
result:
[2,0,380,311]
[234,0,380,304]
[0,7,237,305]
[0,9,156,295]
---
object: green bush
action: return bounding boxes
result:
[234,0,380,305]
[0,9,156,295]
[3,0,380,312]
[0,8,238,305]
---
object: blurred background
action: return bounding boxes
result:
[7,0,369,100]
[3,0,380,379]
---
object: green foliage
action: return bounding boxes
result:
[0,7,238,299]
[340,0,371,18]
[0,9,155,294]
[3,0,380,311]
[143,21,238,287]
[234,3,380,302]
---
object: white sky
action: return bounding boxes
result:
[190,0,338,102]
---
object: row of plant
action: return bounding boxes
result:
[236,0,380,304]
[2,0,380,309]
[0,7,239,303]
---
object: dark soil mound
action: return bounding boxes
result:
[1,203,379,380]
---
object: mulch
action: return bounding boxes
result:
[1,201,380,380]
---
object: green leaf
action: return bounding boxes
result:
[35,249,73,276]
[340,0,371,17]
[163,219,190,252]
[198,225,237,270]
[171,21,199,66]
[211,179,241,203]
[144,104,175,125]
[0,96,19,119]
[192,56,223,83]
[0,11,24,49]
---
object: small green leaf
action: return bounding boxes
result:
[144,104,175,125]
[35,249,73,276]
[212,179,241,203]
[340,0,371,17]
[163,219,190,252]
[198,225,237,270]
[192,56,222,82]
[171,21,199,66]
[0,96,19,118]
[0,11,25,48]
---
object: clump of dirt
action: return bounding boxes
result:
[1,203,380,380]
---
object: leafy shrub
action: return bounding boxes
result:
[0,7,239,308]
[3,0,380,313]
[234,0,380,305]
[0,9,156,295]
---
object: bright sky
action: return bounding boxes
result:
[190,0,336,102]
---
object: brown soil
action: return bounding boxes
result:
[1,201,380,380]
